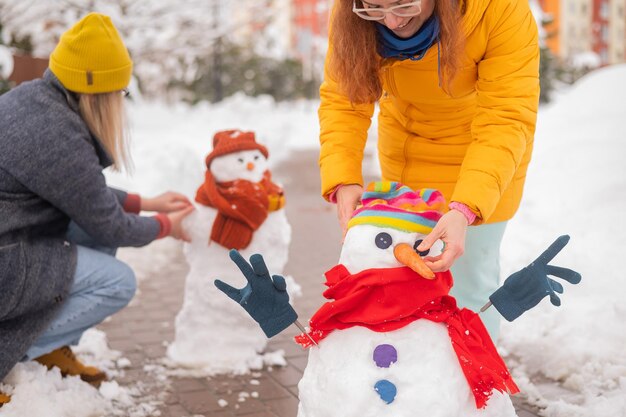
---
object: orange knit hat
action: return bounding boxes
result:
[205,130,268,169]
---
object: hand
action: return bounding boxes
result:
[166,206,195,242]
[142,191,192,213]
[336,184,363,236]
[489,235,582,321]
[214,250,298,338]
[416,209,467,272]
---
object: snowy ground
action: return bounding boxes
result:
[1,65,624,416]
[499,64,626,417]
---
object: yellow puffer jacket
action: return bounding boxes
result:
[319,0,540,224]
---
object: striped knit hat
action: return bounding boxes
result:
[347,182,447,234]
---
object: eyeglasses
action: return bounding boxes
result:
[352,0,422,20]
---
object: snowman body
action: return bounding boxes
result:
[167,148,293,374]
[297,224,516,417]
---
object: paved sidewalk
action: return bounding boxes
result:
[99,150,541,417]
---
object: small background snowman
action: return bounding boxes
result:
[167,129,299,375]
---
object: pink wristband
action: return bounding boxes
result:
[328,183,361,204]
[449,201,477,225]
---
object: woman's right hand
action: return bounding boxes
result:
[336,184,364,235]
[166,206,195,242]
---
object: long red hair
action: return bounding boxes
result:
[328,0,466,104]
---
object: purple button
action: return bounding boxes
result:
[373,344,397,368]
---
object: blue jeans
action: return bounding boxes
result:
[23,223,136,360]
[450,221,507,341]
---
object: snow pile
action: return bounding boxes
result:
[0,329,162,417]
[500,64,626,416]
[0,363,110,417]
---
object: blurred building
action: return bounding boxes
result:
[233,0,332,81]
[229,0,294,59]
[292,0,332,80]
[539,0,626,66]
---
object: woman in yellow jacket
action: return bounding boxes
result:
[319,0,540,338]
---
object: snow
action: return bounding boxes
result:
[0,45,12,79]
[106,93,320,198]
[570,52,602,70]
[499,64,626,416]
[1,63,624,416]
[0,330,163,417]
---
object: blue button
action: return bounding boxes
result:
[374,379,397,404]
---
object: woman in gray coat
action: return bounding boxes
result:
[0,13,193,404]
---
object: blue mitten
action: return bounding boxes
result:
[214,250,297,337]
[489,235,582,321]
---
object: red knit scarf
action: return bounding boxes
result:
[294,265,519,409]
[195,170,284,249]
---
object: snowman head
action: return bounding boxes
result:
[205,129,269,183]
[339,182,446,275]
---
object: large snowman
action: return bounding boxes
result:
[167,129,294,374]
[293,182,518,417]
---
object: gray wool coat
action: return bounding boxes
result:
[0,70,161,381]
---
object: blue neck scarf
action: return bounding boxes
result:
[376,15,440,61]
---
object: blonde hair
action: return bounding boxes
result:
[78,92,132,172]
[329,0,465,104]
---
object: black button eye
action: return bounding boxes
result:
[375,232,393,249]
[413,239,430,256]
[237,158,244,163]
[254,155,259,160]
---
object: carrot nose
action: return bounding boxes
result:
[393,243,435,279]
[246,162,255,171]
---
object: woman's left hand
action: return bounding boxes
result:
[416,210,468,272]
[142,192,192,213]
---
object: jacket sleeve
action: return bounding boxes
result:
[10,126,160,248]
[108,187,128,204]
[450,0,540,223]
[318,48,376,200]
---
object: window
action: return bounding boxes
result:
[600,48,608,63]
[600,1,609,19]
[601,25,609,43]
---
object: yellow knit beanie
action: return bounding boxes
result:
[49,13,132,94]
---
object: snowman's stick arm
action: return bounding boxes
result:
[293,319,318,346]
[479,301,492,313]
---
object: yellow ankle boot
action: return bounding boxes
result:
[0,391,11,407]
[34,346,107,386]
